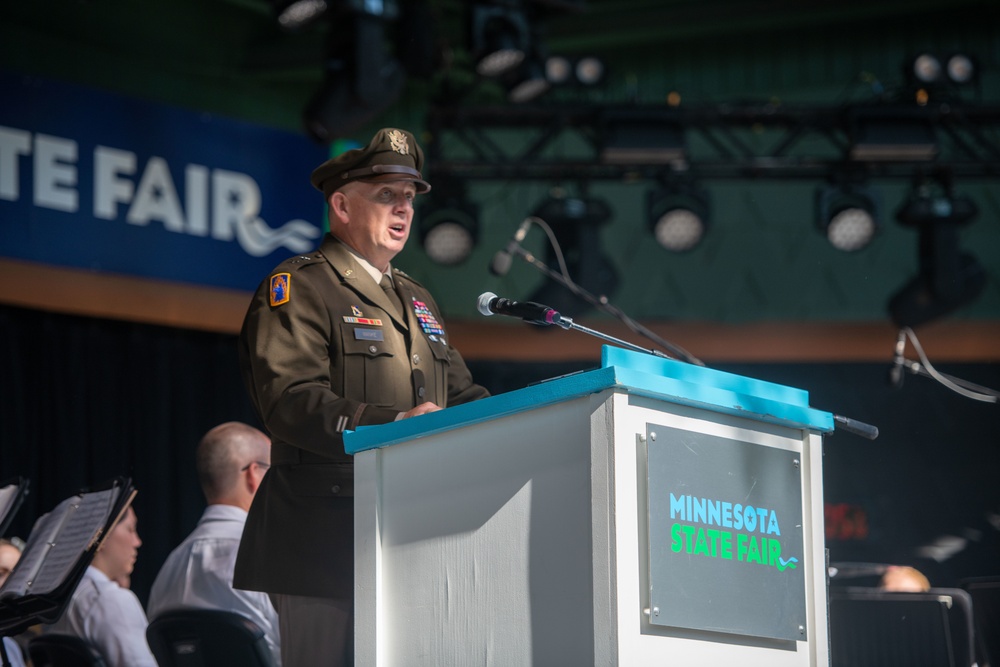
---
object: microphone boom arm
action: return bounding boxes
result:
[508,244,703,366]
[546,312,675,360]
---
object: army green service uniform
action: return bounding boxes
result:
[234,234,489,599]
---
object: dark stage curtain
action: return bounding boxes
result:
[0,305,259,604]
[2,303,999,608]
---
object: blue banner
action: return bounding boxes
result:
[0,70,329,292]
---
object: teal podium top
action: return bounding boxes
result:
[343,345,835,455]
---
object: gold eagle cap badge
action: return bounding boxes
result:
[388,129,409,156]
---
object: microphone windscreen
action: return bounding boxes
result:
[476,292,498,317]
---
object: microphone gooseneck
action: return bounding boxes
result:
[887,329,907,388]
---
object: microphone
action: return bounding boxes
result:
[887,329,907,388]
[477,292,565,326]
[489,219,532,277]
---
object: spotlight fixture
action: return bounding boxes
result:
[543,54,606,89]
[544,54,573,86]
[909,53,943,84]
[503,51,551,103]
[470,2,530,78]
[303,10,406,143]
[887,179,986,328]
[647,184,709,253]
[905,51,978,89]
[527,193,619,317]
[574,56,606,87]
[273,0,330,31]
[815,183,881,252]
[945,53,977,85]
[419,186,479,266]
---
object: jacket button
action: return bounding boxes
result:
[417,386,426,398]
[331,485,341,494]
[412,353,421,364]
[369,345,378,354]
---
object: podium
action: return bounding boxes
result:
[346,347,834,666]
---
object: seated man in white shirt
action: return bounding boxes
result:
[44,505,157,667]
[147,421,280,664]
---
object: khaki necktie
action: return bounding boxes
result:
[379,274,405,319]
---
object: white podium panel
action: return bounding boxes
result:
[349,347,832,666]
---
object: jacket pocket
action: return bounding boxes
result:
[340,323,397,406]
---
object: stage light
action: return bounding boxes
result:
[544,54,606,89]
[471,3,529,78]
[273,0,329,30]
[945,53,976,85]
[526,193,619,317]
[575,56,606,86]
[887,179,986,328]
[910,53,942,84]
[905,51,978,91]
[302,12,405,143]
[504,54,550,103]
[815,184,881,252]
[544,55,572,86]
[419,187,479,266]
[647,185,709,252]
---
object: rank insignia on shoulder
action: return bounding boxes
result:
[270,273,291,307]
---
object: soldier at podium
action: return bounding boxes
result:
[235,127,490,667]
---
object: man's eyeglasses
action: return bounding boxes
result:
[240,461,271,472]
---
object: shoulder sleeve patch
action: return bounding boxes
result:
[270,273,291,307]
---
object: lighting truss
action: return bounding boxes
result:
[423,102,1000,183]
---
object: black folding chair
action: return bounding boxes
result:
[27,634,108,667]
[145,609,276,667]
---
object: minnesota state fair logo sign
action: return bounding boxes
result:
[668,493,799,572]
[645,424,809,642]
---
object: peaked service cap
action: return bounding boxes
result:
[310,128,431,198]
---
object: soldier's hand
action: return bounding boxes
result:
[401,402,442,419]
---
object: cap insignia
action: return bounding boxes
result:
[388,129,409,156]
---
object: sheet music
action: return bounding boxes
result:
[0,487,118,600]
[0,484,19,523]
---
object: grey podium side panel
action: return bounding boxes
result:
[371,394,610,666]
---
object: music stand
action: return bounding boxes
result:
[961,576,1000,667]
[0,478,135,645]
[829,586,975,667]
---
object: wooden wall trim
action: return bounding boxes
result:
[447,320,1000,362]
[1,258,249,334]
[3,258,998,362]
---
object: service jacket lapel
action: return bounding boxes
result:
[320,236,409,329]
